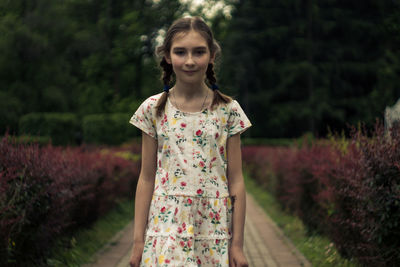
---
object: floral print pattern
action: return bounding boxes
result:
[129,93,252,266]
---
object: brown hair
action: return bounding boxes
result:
[155,16,232,117]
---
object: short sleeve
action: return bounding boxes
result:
[227,100,252,137]
[129,98,157,139]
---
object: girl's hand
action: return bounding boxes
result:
[129,240,144,267]
[229,245,249,267]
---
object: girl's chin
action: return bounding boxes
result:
[177,79,205,85]
[176,76,205,85]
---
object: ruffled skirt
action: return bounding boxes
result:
[140,194,234,267]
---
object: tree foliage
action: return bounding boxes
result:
[220,0,400,137]
[0,0,181,134]
[1,0,400,138]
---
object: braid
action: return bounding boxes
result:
[206,63,232,109]
[206,63,217,86]
[156,57,174,117]
[160,57,173,86]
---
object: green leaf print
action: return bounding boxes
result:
[210,179,219,187]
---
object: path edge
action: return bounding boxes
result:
[247,193,312,267]
[83,222,133,266]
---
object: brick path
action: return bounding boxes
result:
[85,194,311,267]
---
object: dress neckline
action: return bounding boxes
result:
[167,96,208,115]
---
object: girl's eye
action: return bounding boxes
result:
[195,50,206,55]
[174,51,185,56]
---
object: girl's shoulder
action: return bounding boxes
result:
[214,98,240,112]
[134,92,163,119]
[228,99,242,110]
[137,92,164,112]
[142,92,164,106]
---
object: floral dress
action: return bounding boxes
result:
[129,92,252,267]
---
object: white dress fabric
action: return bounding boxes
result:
[129,92,252,267]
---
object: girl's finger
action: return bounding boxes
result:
[229,257,234,267]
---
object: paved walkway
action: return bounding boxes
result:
[85,194,311,267]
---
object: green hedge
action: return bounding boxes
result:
[82,113,139,145]
[0,91,22,135]
[242,132,315,147]
[8,135,52,146]
[242,138,296,147]
[19,113,79,146]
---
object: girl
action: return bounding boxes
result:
[129,16,251,267]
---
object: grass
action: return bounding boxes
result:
[47,198,134,266]
[243,172,359,267]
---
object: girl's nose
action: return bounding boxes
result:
[185,54,195,66]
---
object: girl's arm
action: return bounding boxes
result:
[226,133,249,266]
[227,133,246,248]
[133,132,157,243]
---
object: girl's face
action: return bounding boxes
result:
[166,30,214,86]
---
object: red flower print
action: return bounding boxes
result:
[216,239,220,244]
[219,146,224,155]
[184,159,187,163]
[197,259,201,265]
[196,129,202,136]
[215,132,219,139]
[211,157,216,162]
[174,207,178,215]
[153,239,157,248]
[178,227,183,234]
[197,189,203,195]
[215,213,221,221]
[240,120,245,128]
[180,240,185,247]
[181,123,187,128]
[197,210,202,216]
[199,161,205,167]
[160,207,166,213]
[180,181,187,187]
[187,198,193,205]
[161,177,166,185]
[187,239,192,248]
[161,114,167,126]
[182,222,186,230]
[209,211,214,218]
[216,191,220,198]
[165,259,171,264]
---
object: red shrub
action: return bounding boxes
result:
[0,135,140,265]
[243,143,338,234]
[242,123,400,266]
[329,124,400,266]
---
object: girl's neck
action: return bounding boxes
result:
[172,80,209,99]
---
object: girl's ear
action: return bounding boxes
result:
[165,54,172,64]
[209,52,216,64]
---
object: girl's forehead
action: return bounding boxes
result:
[171,30,208,48]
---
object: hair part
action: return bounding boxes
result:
[155,16,232,117]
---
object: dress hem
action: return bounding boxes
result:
[145,234,232,240]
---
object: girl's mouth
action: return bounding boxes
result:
[184,70,197,74]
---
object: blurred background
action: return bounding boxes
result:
[2,1,400,266]
[2,0,400,144]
